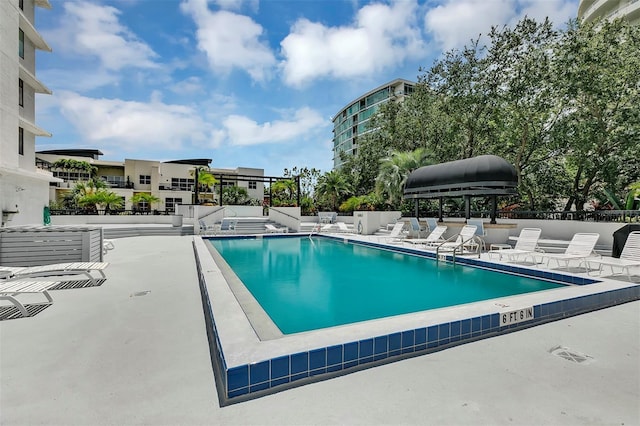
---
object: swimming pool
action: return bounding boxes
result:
[210,237,562,334]
[194,234,639,404]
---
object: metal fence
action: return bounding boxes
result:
[406,210,640,222]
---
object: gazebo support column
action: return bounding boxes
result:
[464,195,471,220]
[414,199,419,218]
[438,197,443,222]
[490,195,497,224]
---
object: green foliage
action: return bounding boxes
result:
[339,193,383,213]
[53,159,97,177]
[348,16,640,212]
[315,170,353,212]
[269,179,297,207]
[222,186,260,205]
[376,148,434,208]
[131,192,161,209]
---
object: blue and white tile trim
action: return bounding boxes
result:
[193,236,639,404]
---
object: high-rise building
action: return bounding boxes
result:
[332,79,415,169]
[0,0,56,226]
[578,0,640,24]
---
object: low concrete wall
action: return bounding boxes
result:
[52,215,176,225]
[269,207,301,232]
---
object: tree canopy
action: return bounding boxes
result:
[320,17,639,213]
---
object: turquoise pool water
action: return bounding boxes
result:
[210,236,563,334]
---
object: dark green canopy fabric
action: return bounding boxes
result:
[404,155,518,199]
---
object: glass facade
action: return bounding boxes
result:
[332,79,415,169]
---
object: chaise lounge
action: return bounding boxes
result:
[0,279,60,317]
[585,231,640,281]
[0,262,109,287]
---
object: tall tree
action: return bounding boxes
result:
[552,18,640,210]
[315,170,352,212]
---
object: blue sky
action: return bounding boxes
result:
[35,0,578,177]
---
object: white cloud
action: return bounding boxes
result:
[56,91,211,151]
[517,0,578,27]
[220,107,327,146]
[280,0,425,87]
[181,0,276,81]
[43,1,158,71]
[169,77,203,94]
[425,0,578,51]
[213,0,259,12]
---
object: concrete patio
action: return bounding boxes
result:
[1,235,638,425]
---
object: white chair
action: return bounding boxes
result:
[0,279,60,317]
[466,219,487,251]
[405,226,448,247]
[530,233,600,271]
[0,262,109,287]
[408,217,428,238]
[488,228,542,262]
[435,225,479,255]
[586,231,640,281]
[198,219,219,235]
[102,239,115,255]
[377,222,407,244]
[425,217,439,232]
[265,224,288,233]
[336,222,353,233]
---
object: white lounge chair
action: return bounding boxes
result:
[466,219,487,251]
[408,217,428,238]
[0,262,109,287]
[336,222,353,233]
[103,239,115,255]
[530,233,600,271]
[405,225,448,247]
[434,225,479,255]
[488,228,542,262]
[378,222,407,244]
[0,280,60,317]
[198,219,219,235]
[425,217,439,232]
[265,224,288,233]
[586,231,640,281]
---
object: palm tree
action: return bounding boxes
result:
[376,148,433,207]
[131,193,161,212]
[78,190,123,214]
[316,171,352,211]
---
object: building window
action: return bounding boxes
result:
[248,181,257,190]
[19,29,24,59]
[101,175,124,188]
[18,127,24,155]
[165,197,182,213]
[170,178,195,191]
[18,79,24,107]
[136,200,149,212]
[139,175,151,184]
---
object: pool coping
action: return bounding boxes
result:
[192,234,640,404]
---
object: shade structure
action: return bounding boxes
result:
[403,155,518,223]
[404,155,518,198]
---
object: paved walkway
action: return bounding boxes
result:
[1,235,638,425]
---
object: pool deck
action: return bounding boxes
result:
[1,234,639,425]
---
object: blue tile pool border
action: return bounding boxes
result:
[194,235,640,404]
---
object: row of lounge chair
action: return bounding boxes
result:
[379,219,640,281]
[0,261,109,318]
